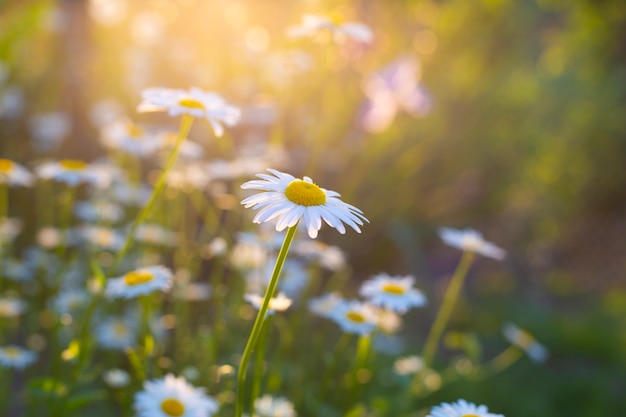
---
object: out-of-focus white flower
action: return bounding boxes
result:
[28,111,71,152]
[329,299,377,335]
[359,56,432,133]
[253,395,297,417]
[134,224,178,246]
[110,182,152,207]
[292,240,347,271]
[308,291,343,318]
[0,345,37,370]
[438,227,506,260]
[359,273,427,314]
[88,0,127,26]
[0,85,25,119]
[230,240,268,271]
[100,119,164,157]
[106,265,173,299]
[0,217,23,242]
[134,374,218,417]
[82,226,125,251]
[95,316,137,350]
[131,10,166,47]
[241,169,368,239]
[393,355,425,375]
[89,98,124,127]
[427,399,504,417]
[35,227,80,250]
[176,282,212,302]
[264,50,313,88]
[75,200,125,223]
[0,297,27,318]
[103,368,131,388]
[3,258,34,282]
[245,292,292,316]
[502,321,549,363]
[53,289,89,315]
[286,14,373,44]
[0,159,34,187]
[138,87,241,137]
[36,160,99,187]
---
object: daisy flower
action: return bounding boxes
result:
[36,159,103,187]
[427,399,504,417]
[82,226,125,251]
[137,87,241,137]
[286,14,373,44]
[95,316,137,350]
[0,217,22,242]
[0,297,27,318]
[253,395,296,417]
[135,223,178,246]
[0,345,37,370]
[0,158,34,186]
[308,291,343,318]
[3,258,34,282]
[438,227,506,260]
[393,355,425,376]
[329,299,377,335]
[502,321,549,363]
[241,169,368,239]
[100,119,164,157]
[359,273,427,314]
[103,368,131,388]
[134,373,218,417]
[74,199,125,223]
[105,265,173,299]
[245,292,292,316]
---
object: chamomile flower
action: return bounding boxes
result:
[137,87,241,137]
[134,373,218,417]
[359,273,427,314]
[0,158,34,186]
[0,217,22,241]
[308,291,343,318]
[106,265,173,299]
[427,399,504,417]
[0,297,27,318]
[502,321,549,363]
[36,159,100,187]
[253,395,297,417]
[100,118,164,157]
[95,316,137,350]
[53,289,89,315]
[3,258,34,282]
[393,355,425,376]
[438,227,506,260]
[329,299,377,335]
[0,345,37,370]
[135,224,177,246]
[103,368,131,388]
[286,14,373,44]
[74,199,125,223]
[82,226,125,251]
[245,292,292,316]
[241,169,368,239]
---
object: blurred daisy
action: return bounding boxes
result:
[103,368,131,388]
[36,159,99,187]
[82,226,125,251]
[0,217,22,242]
[0,158,34,186]
[241,169,368,239]
[0,297,27,318]
[100,119,164,157]
[253,395,296,417]
[3,258,34,282]
[53,288,89,315]
[393,355,425,376]
[135,224,177,246]
[245,292,292,316]
[28,111,71,152]
[95,316,137,350]
[176,282,212,302]
[134,373,218,417]
[359,273,427,314]
[286,14,373,44]
[292,240,347,271]
[329,299,377,335]
[427,399,504,417]
[36,227,80,250]
[245,259,308,299]
[502,322,549,363]
[308,291,343,318]
[160,133,205,160]
[438,227,506,260]
[110,181,152,207]
[0,345,37,370]
[106,265,173,299]
[137,87,241,137]
[75,200,125,223]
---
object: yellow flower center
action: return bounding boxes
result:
[60,159,87,171]
[126,123,145,139]
[346,311,365,323]
[3,347,20,358]
[381,283,406,295]
[0,159,14,174]
[178,97,206,110]
[161,398,185,416]
[514,329,535,349]
[284,179,326,206]
[112,323,128,336]
[123,270,155,286]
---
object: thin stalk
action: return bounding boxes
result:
[112,114,194,272]
[235,223,299,417]
[470,345,524,381]
[348,333,372,405]
[421,251,475,366]
[249,315,272,414]
[0,183,7,290]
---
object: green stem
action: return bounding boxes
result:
[421,251,475,366]
[349,333,372,404]
[56,185,76,260]
[235,223,299,417]
[112,114,194,272]
[470,345,524,381]
[250,315,272,414]
[0,183,7,290]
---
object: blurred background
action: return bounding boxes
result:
[1,0,625,415]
